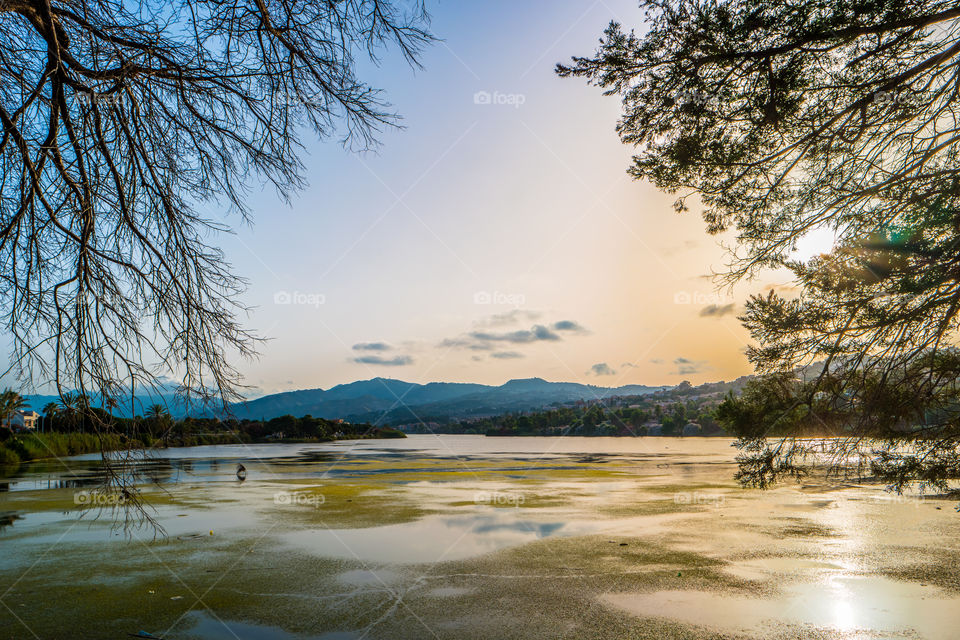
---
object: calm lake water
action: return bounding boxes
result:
[1,435,958,639]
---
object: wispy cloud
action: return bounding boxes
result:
[588,362,616,376]
[352,342,392,351]
[491,351,525,359]
[438,337,494,351]
[440,318,590,355]
[699,304,736,318]
[660,239,700,256]
[353,354,413,366]
[672,356,709,375]
[477,309,542,327]
[470,324,561,344]
[552,320,589,333]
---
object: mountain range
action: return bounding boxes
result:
[19,377,669,423]
[228,377,668,423]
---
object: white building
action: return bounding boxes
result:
[10,410,40,431]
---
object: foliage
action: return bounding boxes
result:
[561,0,960,487]
[0,413,402,466]
[0,0,432,409]
[0,388,27,426]
[438,380,742,436]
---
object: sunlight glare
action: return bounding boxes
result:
[791,226,838,263]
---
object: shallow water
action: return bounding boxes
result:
[1,435,957,639]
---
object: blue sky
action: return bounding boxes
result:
[1,1,778,398]
[208,0,769,396]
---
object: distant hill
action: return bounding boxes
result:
[228,377,668,423]
[21,383,193,418]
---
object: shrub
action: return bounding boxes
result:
[0,447,20,466]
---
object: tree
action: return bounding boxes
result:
[0,0,432,411]
[57,391,89,430]
[145,403,168,422]
[42,402,59,433]
[560,1,960,489]
[0,389,27,428]
[145,403,171,445]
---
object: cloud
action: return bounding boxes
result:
[352,342,392,351]
[552,320,589,333]
[478,309,542,327]
[439,338,493,351]
[699,304,736,318]
[672,356,709,375]
[588,362,616,376]
[491,351,524,359]
[649,358,664,365]
[469,324,561,344]
[352,355,413,366]
[661,239,700,256]
[620,362,638,369]
[441,318,589,354]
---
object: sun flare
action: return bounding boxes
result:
[791,226,839,262]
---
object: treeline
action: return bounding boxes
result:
[0,409,404,467]
[432,393,728,437]
[389,378,750,436]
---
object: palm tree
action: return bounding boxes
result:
[104,397,119,433]
[145,404,169,421]
[0,389,28,430]
[58,393,79,430]
[41,402,59,433]
[146,404,171,445]
[57,392,92,432]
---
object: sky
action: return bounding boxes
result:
[211,0,799,396]
[0,0,813,399]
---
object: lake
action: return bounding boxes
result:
[0,435,958,639]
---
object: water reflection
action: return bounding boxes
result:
[0,511,22,531]
[605,557,960,640]
[281,512,608,563]
[0,437,739,492]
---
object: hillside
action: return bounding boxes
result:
[229,377,667,422]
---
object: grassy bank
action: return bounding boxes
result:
[0,427,405,467]
[0,432,136,466]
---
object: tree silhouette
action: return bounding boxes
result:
[561,0,960,488]
[42,402,59,432]
[0,389,28,428]
[0,0,432,411]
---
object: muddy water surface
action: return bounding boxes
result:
[0,436,958,639]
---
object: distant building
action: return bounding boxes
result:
[10,411,40,432]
